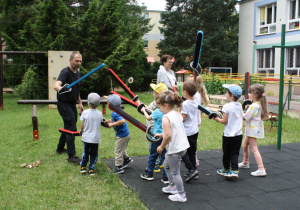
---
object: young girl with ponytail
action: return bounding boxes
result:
[239,84,268,176]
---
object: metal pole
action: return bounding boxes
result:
[0,54,3,110]
[288,78,291,110]
[212,74,215,94]
[277,24,286,150]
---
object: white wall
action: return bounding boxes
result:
[238,0,300,75]
[238,1,255,73]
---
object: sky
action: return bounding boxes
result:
[137,0,167,11]
[137,1,239,12]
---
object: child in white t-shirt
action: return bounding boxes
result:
[80,93,103,176]
[180,80,199,183]
[156,90,190,202]
[214,84,243,179]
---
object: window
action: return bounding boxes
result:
[143,40,149,48]
[286,47,300,76]
[288,0,300,30]
[144,13,149,19]
[258,3,277,35]
[257,48,275,75]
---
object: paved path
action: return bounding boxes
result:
[104,143,300,210]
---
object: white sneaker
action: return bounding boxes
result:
[251,169,266,177]
[162,185,177,194]
[168,193,187,202]
[238,162,250,169]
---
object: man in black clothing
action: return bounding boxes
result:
[54,51,84,164]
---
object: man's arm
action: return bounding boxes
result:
[78,95,84,113]
[54,80,62,91]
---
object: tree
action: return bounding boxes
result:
[78,0,153,97]
[0,0,41,50]
[0,0,154,99]
[158,0,239,72]
[105,1,153,91]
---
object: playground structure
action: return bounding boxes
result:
[18,98,108,140]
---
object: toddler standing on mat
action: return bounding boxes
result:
[239,84,268,176]
[156,90,190,202]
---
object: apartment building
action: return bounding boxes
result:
[238,0,300,76]
[142,10,165,62]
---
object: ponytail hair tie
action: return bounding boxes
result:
[262,93,266,97]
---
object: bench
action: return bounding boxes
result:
[268,101,286,131]
[3,88,14,94]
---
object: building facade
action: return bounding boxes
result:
[238,0,300,76]
[142,10,165,62]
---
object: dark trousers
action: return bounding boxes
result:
[57,100,77,157]
[81,142,99,170]
[147,139,167,177]
[182,132,198,171]
[222,134,243,171]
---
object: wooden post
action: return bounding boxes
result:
[0,54,3,110]
[32,105,39,140]
[244,72,250,99]
[102,104,106,115]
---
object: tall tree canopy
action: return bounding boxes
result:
[158,0,239,72]
[0,0,152,98]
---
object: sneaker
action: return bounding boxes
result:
[196,158,200,167]
[80,166,87,174]
[114,166,124,174]
[185,170,199,182]
[67,155,81,164]
[168,193,187,202]
[162,185,177,194]
[140,171,154,181]
[184,171,199,180]
[56,148,67,154]
[224,170,239,179]
[251,169,267,177]
[89,170,95,176]
[121,158,133,169]
[217,168,231,176]
[161,177,169,184]
[153,165,161,173]
[238,162,250,169]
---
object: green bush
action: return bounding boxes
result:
[15,66,39,99]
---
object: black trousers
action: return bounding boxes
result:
[57,100,78,157]
[222,134,243,171]
[182,132,198,171]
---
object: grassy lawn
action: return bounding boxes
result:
[0,92,299,208]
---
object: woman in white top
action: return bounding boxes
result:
[157,55,178,91]
[156,90,189,202]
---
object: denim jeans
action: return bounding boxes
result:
[81,142,99,170]
[147,140,167,177]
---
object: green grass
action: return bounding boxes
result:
[1,92,300,208]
